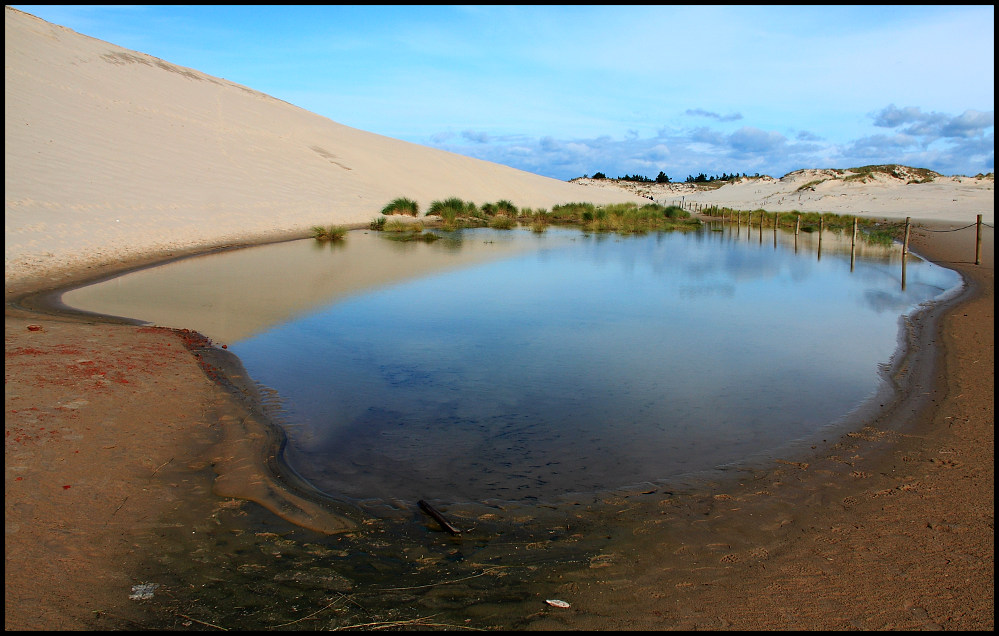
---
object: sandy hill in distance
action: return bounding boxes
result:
[4,6,993,291]
[4,7,648,289]
[574,165,993,222]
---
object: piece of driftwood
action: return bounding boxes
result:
[417,499,461,535]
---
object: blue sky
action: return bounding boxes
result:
[12,5,995,181]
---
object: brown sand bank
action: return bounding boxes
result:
[4,222,993,631]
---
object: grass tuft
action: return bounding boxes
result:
[381,197,420,216]
[311,225,347,241]
[488,216,517,230]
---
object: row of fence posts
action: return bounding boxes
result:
[675,201,986,267]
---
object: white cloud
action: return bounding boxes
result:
[685,109,743,123]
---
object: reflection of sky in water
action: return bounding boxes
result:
[230,227,960,506]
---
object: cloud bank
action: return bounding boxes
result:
[426,105,994,181]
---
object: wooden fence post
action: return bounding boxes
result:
[976,214,983,265]
[850,217,858,271]
[818,216,824,260]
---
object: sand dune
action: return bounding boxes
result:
[4,7,648,289]
[574,168,993,225]
[5,7,993,294]
[6,6,992,291]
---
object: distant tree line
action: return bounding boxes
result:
[585,171,671,183]
[684,172,759,183]
[582,170,762,184]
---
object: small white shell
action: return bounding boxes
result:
[545,599,571,608]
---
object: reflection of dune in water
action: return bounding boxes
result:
[61,229,559,343]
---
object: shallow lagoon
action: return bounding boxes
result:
[63,224,961,509]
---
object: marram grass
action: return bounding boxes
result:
[311,224,347,241]
[394,197,704,235]
[381,197,420,217]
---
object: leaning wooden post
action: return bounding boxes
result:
[902,216,911,259]
[795,214,800,236]
[818,216,824,260]
[901,217,911,290]
[976,214,983,265]
[850,217,858,272]
[418,500,461,535]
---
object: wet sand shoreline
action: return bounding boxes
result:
[4,221,993,630]
[551,223,993,629]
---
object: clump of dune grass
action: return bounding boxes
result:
[383,196,707,236]
[377,216,437,242]
[383,229,440,243]
[479,199,518,218]
[494,199,519,216]
[427,197,479,230]
[550,202,597,223]
[548,201,698,234]
[311,224,347,241]
[384,218,424,233]
[381,197,420,216]
[369,217,386,230]
[488,216,517,230]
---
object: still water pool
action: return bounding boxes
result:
[62,224,961,508]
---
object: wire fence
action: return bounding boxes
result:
[917,221,994,232]
[911,215,992,265]
[681,202,991,267]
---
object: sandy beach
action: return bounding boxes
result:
[5,6,994,630]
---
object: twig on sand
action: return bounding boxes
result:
[106,496,129,526]
[176,613,228,630]
[268,594,348,628]
[150,457,173,476]
[376,567,499,592]
[330,614,483,631]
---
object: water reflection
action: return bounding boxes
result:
[62,230,556,343]
[61,225,961,508]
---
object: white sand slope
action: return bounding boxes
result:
[4,7,648,288]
